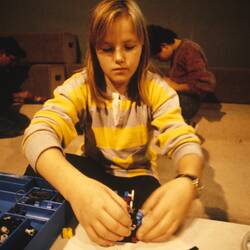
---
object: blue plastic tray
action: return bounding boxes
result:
[0,172,67,250]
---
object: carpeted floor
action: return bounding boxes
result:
[0,103,249,225]
[158,102,250,225]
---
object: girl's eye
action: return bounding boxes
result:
[125,45,135,50]
[102,47,113,52]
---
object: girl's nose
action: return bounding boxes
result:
[114,48,125,64]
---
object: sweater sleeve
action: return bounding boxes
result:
[146,73,203,162]
[22,71,88,169]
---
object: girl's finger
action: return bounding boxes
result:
[141,188,162,215]
[150,220,179,242]
[85,225,114,247]
[98,209,131,237]
[92,219,124,241]
[107,188,130,213]
[137,208,172,241]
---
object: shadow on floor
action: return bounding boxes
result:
[198,102,226,123]
[200,147,229,221]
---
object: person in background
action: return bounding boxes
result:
[0,36,47,138]
[0,36,30,137]
[23,0,204,246]
[0,36,27,112]
[147,24,216,124]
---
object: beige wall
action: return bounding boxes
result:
[1,0,249,67]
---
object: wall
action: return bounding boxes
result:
[1,0,249,67]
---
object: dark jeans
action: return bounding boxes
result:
[25,154,161,209]
[0,107,30,138]
[0,63,30,113]
[178,92,201,122]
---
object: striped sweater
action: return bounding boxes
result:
[22,69,202,178]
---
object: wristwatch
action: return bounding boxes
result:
[175,173,203,197]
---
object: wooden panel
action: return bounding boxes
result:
[21,64,65,98]
[9,33,78,64]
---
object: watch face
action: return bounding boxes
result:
[193,178,199,187]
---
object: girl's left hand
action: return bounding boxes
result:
[136,177,196,242]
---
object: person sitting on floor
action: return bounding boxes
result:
[23,0,204,246]
[0,36,31,138]
[147,24,216,123]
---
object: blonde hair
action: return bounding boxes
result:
[85,0,150,105]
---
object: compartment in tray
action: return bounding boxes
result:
[0,173,31,184]
[0,176,32,193]
[9,204,55,221]
[0,216,45,250]
[24,205,66,250]
[0,214,24,249]
[25,178,64,202]
[52,192,65,203]
[0,190,24,215]
[29,177,55,190]
[25,187,57,201]
[18,197,61,211]
[0,173,67,250]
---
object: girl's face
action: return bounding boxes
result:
[96,15,143,93]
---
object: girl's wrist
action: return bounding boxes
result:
[64,170,91,202]
[174,174,203,198]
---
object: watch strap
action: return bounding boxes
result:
[175,173,203,197]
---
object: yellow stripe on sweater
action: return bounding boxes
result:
[94,125,148,150]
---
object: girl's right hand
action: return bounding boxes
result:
[69,175,132,246]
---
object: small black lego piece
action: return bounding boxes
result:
[27,188,54,201]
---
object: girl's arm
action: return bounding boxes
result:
[137,71,204,242]
[137,155,203,242]
[137,153,203,242]
[176,153,203,180]
[22,72,131,246]
[36,147,132,246]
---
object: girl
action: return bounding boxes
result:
[23,0,204,247]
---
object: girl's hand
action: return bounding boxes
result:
[69,175,132,246]
[136,177,196,242]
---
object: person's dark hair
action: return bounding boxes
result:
[0,36,26,58]
[147,24,178,56]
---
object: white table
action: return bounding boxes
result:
[51,218,250,250]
